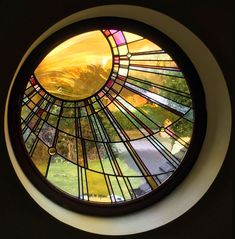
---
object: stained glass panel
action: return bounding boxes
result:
[20,29,194,205]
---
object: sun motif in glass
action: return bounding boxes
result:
[21,29,194,204]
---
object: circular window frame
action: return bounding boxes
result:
[4,5,231,235]
[7,17,206,216]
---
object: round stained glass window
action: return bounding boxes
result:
[9,18,206,216]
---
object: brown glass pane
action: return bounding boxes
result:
[47,114,59,127]
[130,60,177,68]
[130,53,172,61]
[58,117,75,136]
[62,107,75,117]
[128,70,189,93]
[30,93,42,105]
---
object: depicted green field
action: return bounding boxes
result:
[47,156,145,202]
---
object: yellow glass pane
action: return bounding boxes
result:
[108,35,116,47]
[130,60,178,68]
[120,60,129,66]
[131,53,172,61]
[86,170,110,200]
[118,68,128,77]
[113,65,119,73]
[35,30,112,101]
[113,47,119,55]
[118,45,128,55]
[123,31,143,43]
[31,93,42,104]
[128,38,162,53]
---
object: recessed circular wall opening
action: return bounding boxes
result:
[4,5,231,235]
[7,17,206,216]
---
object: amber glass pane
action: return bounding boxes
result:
[31,140,50,176]
[35,31,112,101]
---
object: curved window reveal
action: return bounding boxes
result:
[20,29,194,204]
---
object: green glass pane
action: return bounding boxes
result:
[85,141,102,172]
[56,132,77,163]
[47,155,78,197]
[58,117,75,136]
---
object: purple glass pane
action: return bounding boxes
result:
[113,31,126,46]
[38,123,56,147]
[110,29,118,34]
[130,138,174,175]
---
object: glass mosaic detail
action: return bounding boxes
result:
[21,29,194,204]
